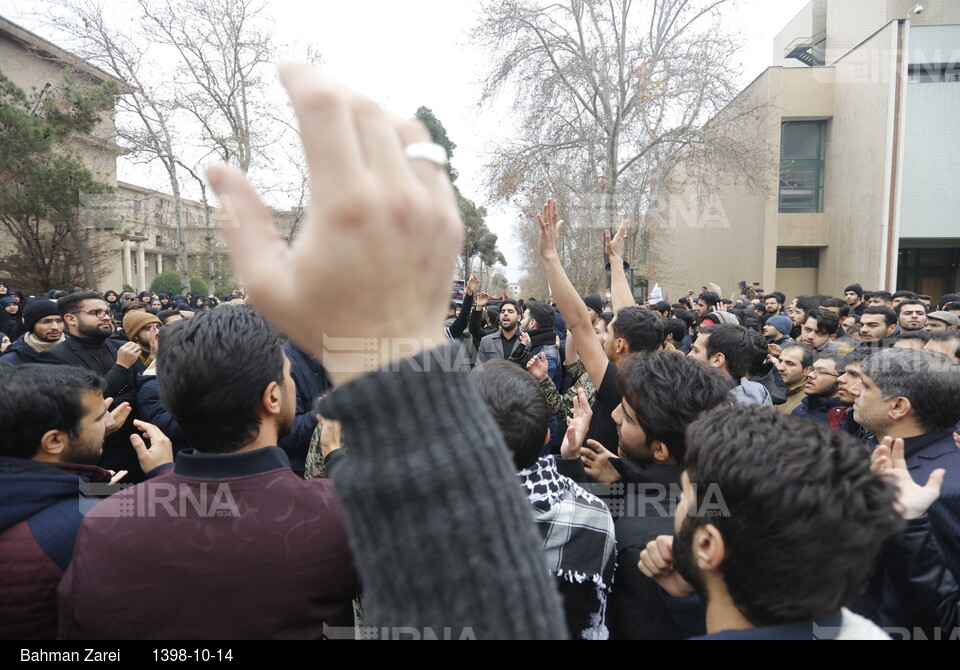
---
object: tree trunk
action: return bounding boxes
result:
[65,214,98,289]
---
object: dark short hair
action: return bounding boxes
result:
[897,329,931,343]
[612,306,665,353]
[894,299,928,316]
[747,330,770,374]
[499,299,519,314]
[698,292,720,308]
[860,349,960,432]
[157,307,285,454]
[157,310,182,325]
[523,300,555,330]
[683,406,902,627]
[863,306,897,328]
[615,353,731,464]
[485,305,500,327]
[804,309,840,336]
[813,351,845,371]
[891,291,918,301]
[56,291,104,317]
[0,365,105,459]
[471,359,550,470]
[927,330,960,359]
[699,324,758,379]
[763,294,783,305]
[820,297,850,319]
[664,318,687,345]
[782,343,815,369]
[841,347,874,368]
[795,296,822,317]
[865,290,892,303]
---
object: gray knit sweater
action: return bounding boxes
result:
[320,345,567,640]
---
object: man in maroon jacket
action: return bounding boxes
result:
[0,365,170,639]
[57,307,358,639]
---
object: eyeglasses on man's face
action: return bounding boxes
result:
[73,309,112,320]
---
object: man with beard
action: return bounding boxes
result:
[896,300,928,333]
[0,365,172,639]
[36,292,145,480]
[59,307,357,640]
[0,299,66,366]
[510,300,561,382]
[579,352,731,640]
[477,299,522,363]
[775,344,814,415]
[639,407,902,639]
[849,349,960,589]
[791,352,847,429]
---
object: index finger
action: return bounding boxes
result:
[132,419,165,441]
[278,63,363,201]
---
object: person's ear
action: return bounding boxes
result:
[695,524,726,573]
[39,429,68,458]
[260,381,282,418]
[651,440,671,464]
[888,396,913,422]
[543,429,551,447]
[712,352,726,370]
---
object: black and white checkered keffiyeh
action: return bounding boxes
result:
[518,456,617,640]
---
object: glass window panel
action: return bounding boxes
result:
[779,168,820,207]
[781,122,822,160]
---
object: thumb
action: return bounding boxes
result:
[925,469,946,497]
[585,439,605,454]
[130,432,148,456]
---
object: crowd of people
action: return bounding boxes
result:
[2,66,960,641]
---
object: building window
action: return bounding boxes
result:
[133,199,141,213]
[908,64,960,83]
[776,248,820,269]
[779,121,825,213]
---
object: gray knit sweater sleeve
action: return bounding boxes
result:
[319,345,567,640]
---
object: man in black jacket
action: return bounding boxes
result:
[0,298,65,367]
[36,292,146,480]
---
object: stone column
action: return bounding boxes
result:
[122,238,132,289]
[137,243,146,293]
[156,253,163,275]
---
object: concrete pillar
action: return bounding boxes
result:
[122,238,132,289]
[156,253,163,275]
[137,244,146,293]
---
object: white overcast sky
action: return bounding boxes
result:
[2,0,811,281]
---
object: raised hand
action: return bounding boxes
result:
[581,439,621,483]
[519,331,531,347]
[872,436,944,519]
[638,536,696,599]
[208,65,464,385]
[476,292,490,308]
[604,219,628,259]
[560,388,593,460]
[526,351,548,382]
[537,199,563,260]
[465,274,480,296]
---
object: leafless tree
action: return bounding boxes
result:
[474,0,769,295]
[50,0,194,292]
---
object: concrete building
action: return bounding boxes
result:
[652,0,960,302]
[99,182,299,293]
[0,15,300,295]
